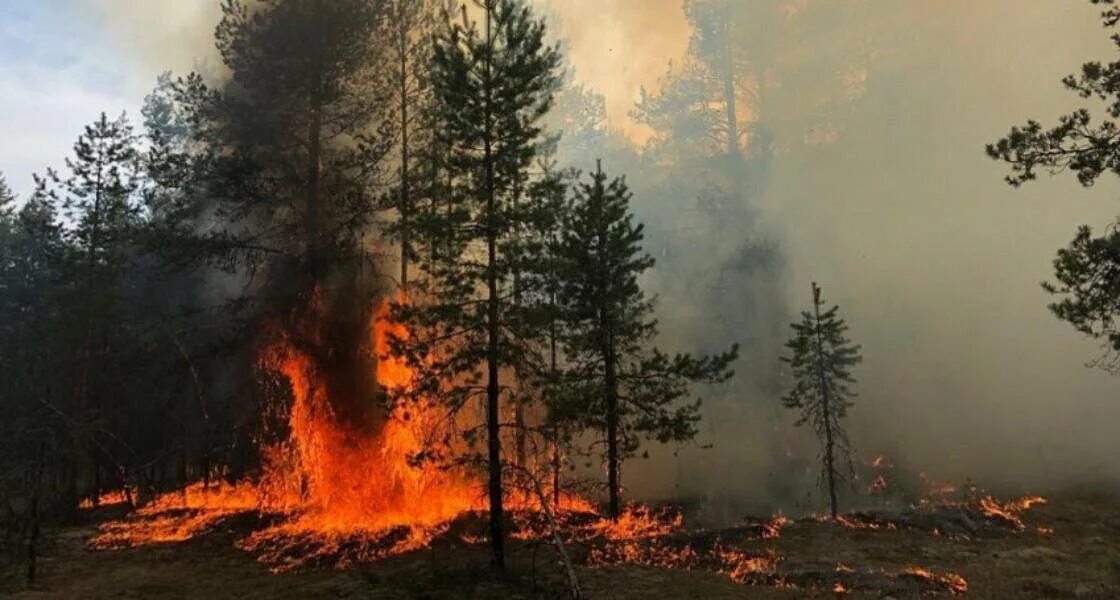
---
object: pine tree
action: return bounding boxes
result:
[389,0,561,569]
[988,1,1120,369]
[210,0,389,284]
[552,161,738,520]
[0,173,14,219]
[383,0,440,292]
[780,283,861,519]
[0,178,74,522]
[48,112,142,506]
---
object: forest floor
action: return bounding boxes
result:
[2,486,1119,599]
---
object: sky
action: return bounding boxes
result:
[0,0,219,197]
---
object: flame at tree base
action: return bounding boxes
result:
[90,294,590,570]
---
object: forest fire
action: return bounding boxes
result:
[90,295,546,566]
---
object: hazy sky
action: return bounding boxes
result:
[1,0,686,195]
[4,0,1120,499]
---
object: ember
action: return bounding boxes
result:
[978,495,1047,530]
[903,566,969,594]
[762,513,793,539]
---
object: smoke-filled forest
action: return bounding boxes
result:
[2,1,1120,598]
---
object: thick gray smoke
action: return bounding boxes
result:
[613,1,1120,516]
[91,0,1120,515]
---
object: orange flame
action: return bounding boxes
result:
[91,293,596,565]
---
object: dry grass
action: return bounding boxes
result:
[3,487,1119,599]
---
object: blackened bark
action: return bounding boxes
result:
[482,3,506,570]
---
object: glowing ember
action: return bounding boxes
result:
[79,489,134,509]
[589,505,682,541]
[868,454,891,469]
[903,566,969,594]
[762,514,792,539]
[716,545,780,583]
[978,495,1046,530]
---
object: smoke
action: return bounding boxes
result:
[90,0,1120,510]
[618,0,1120,513]
[88,0,222,79]
[535,0,691,142]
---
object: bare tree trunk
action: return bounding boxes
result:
[398,13,411,292]
[605,336,620,520]
[516,465,582,599]
[482,3,506,570]
[723,51,740,159]
[26,443,45,586]
[305,98,323,280]
[811,282,839,519]
[71,158,105,513]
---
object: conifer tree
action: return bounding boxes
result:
[389,0,561,569]
[552,162,738,520]
[0,173,14,220]
[383,0,441,292]
[988,0,1120,370]
[47,113,142,503]
[208,0,390,284]
[780,283,861,519]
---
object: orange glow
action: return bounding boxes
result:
[904,566,968,594]
[79,489,134,509]
[251,294,478,535]
[978,495,1046,530]
[762,514,793,539]
[590,505,682,541]
[715,545,780,583]
[92,481,257,548]
[90,292,597,568]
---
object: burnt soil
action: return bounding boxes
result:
[3,487,1119,599]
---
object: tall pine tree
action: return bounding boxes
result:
[552,161,738,520]
[49,112,142,506]
[390,0,561,569]
[780,283,861,519]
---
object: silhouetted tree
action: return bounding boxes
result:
[780,283,861,519]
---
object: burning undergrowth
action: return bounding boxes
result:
[576,506,976,595]
[87,291,594,572]
[83,292,1049,594]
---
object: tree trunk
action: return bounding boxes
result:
[605,338,621,520]
[26,443,45,586]
[550,300,561,507]
[811,283,839,519]
[305,98,323,280]
[72,155,104,514]
[723,50,740,159]
[511,184,526,471]
[398,17,411,292]
[482,3,506,570]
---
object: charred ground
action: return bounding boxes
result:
[5,485,1119,599]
